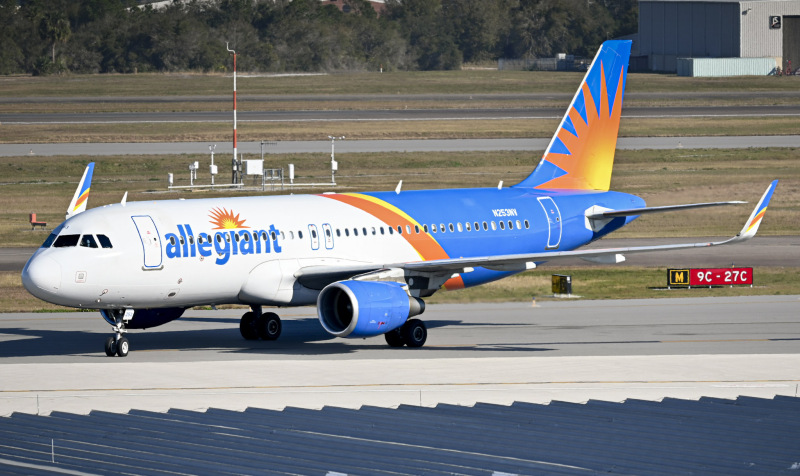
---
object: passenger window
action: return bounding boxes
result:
[499,221,505,230]
[388,227,394,235]
[354,228,358,236]
[491,221,497,230]
[363,227,367,236]
[397,225,402,234]
[524,220,530,229]
[516,220,522,229]
[299,231,304,239]
[448,223,454,233]
[440,223,446,233]
[326,228,331,237]
[406,225,411,235]
[508,220,513,229]
[380,227,385,235]
[431,224,437,233]
[241,233,249,242]
[457,223,463,232]
[271,231,277,241]
[474,222,480,231]
[179,236,185,245]
[371,227,376,235]
[345,228,350,237]
[97,234,113,248]
[414,225,420,234]
[336,229,341,237]
[80,235,98,248]
[53,234,80,248]
[423,224,429,233]
[482,221,488,231]
[216,234,223,243]
[465,222,471,231]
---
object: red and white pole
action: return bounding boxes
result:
[226,42,238,184]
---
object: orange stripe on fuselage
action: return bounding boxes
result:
[321,193,465,291]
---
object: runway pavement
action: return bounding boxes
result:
[0,296,798,415]
[3,135,799,157]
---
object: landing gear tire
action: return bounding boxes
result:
[384,328,405,347]
[116,337,130,357]
[257,312,282,341]
[104,337,117,357]
[240,312,259,340]
[402,319,427,348]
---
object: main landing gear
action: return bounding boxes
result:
[239,305,282,341]
[101,309,132,357]
[384,318,427,348]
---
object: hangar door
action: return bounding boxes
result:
[785,17,800,72]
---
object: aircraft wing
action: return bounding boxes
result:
[296,181,777,287]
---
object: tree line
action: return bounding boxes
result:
[0,0,637,75]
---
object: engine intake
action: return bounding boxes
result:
[317,280,425,338]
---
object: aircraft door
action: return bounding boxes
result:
[537,197,562,249]
[308,224,320,250]
[322,223,334,250]
[131,215,163,269]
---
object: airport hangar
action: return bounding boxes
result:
[636,0,800,74]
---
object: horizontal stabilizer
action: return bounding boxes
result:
[585,201,746,220]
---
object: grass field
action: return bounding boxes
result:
[2,70,799,98]
[1,147,797,248]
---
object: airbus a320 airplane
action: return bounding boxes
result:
[22,40,777,357]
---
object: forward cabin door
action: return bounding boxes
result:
[537,197,562,250]
[132,215,163,269]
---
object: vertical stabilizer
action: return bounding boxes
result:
[66,162,95,219]
[515,40,632,191]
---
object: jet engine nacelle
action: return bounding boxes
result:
[101,308,185,330]
[317,280,425,338]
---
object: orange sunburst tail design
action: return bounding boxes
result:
[515,40,631,191]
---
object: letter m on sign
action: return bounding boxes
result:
[668,269,689,287]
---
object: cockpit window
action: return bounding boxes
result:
[97,234,113,248]
[80,235,98,248]
[41,233,57,248]
[53,234,80,248]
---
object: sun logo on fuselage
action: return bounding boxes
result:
[209,207,249,229]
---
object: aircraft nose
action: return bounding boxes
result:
[22,255,62,298]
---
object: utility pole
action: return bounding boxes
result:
[227,42,239,184]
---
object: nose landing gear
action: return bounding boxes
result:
[100,309,132,357]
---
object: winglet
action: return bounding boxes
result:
[66,162,95,219]
[732,180,778,243]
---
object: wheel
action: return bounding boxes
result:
[104,337,117,357]
[257,312,282,341]
[402,319,427,348]
[239,312,259,340]
[384,328,405,347]
[116,337,129,357]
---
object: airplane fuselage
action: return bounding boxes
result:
[23,187,644,311]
